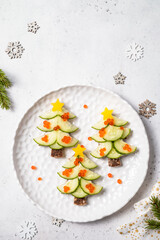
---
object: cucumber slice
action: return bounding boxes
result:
[92,116,128,130]
[57,131,78,147]
[72,186,88,198]
[57,178,79,194]
[103,125,123,141]
[121,128,131,139]
[81,155,97,169]
[80,179,103,195]
[82,168,100,180]
[37,116,78,133]
[40,107,76,120]
[33,131,57,146]
[114,139,137,155]
[90,142,113,158]
[107,147,122,159]
[50,142,63,149]
[58,166,100,180]
[113,116,128,127]
[58,166,79,180]
[63,155,97,169]
[91,133,106,143]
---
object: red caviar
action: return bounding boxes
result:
[41,135,49,142]
[38,177,42,181]
[61,112,69,121]
[120,126,124,130]
[43,120,51,129]
[53,125,60,131]
[78,169,87,177]
[81,145,85,148]
[31,165,37,170]
[88,137,92,141]
[104,118,114,126]
[117,179,122,184]
[99,128,106,137]
[99,147,106,157]
[74,157,83,166]
[123,144,132,152]
[64,186,70,193]
[61,136,72,144]
[108,173,113,178]
[83,104,88,109]
[86,183,95,193]
[62,168,73,177]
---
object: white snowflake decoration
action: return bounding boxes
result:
[5,42,25,59]
[52,217,64,227]
[28,21,40,34]
[17,221,38,240]
[114,72,126,84]
[126,42,144,62]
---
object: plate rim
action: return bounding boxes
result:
[12,84,150,222]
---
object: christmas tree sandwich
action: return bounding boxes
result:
[90,107,137,166]
[34,99,78,157]
[57,144,103,206]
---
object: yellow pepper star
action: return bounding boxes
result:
[51,99,64,112]
[101,107,114,120]
[72,144,86,157]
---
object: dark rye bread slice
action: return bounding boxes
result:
[74,197,87,206]
[108,158,122,167]
[51,149,63,158]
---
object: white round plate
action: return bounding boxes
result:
[13,85,149,222]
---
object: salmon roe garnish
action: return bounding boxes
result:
[99,147,106,157]
[86,183,95,193]
[83,104,88,109]
[31,165,37,170]
[117,179,122,184]
[61,112,69,121]
[38,177,42,181]
[78,169,87,177]
[53,125,60,131]
[41,135,49,142]
[123,144,132,152]
[62,168,73,177]
[61,136,72,144]
[120,126,124,130]
[74,157,83,166]
[108,173,113,178]
[81,145,85,148]
[64,186,70,193]
[99,128,106,137]
[88,137,92,141]
[43,120,51,129]
[104,118,114,126]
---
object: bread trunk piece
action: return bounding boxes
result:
[74,197,87,206]
[51,149,63,158]
[108,158,122,167]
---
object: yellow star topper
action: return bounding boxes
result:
[72,144,86,157]
[51,99,64,112]
[101,107,114,120]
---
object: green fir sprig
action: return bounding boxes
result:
[0,69,12,110]
[146,196,160,230]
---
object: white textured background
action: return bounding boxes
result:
[0,0,159,239]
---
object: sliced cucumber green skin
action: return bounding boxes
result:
[103,126,124,142]
[107,147,122,159]
[91,136,106,143]
[37,126,78,133]
[50,142,63,149]
[82,175,100,181]
[33,138,56,146]
[57,172,78,180]
[114,140,137,155]
[121,128,131,139]
[57,178,79,194]
[80,179,103,195]
[90,142,113,159]
[40,114,76,120]
[81,162,97,169]
[72,186,88,198]
[58,139,78,148]
[62,156,97,169]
